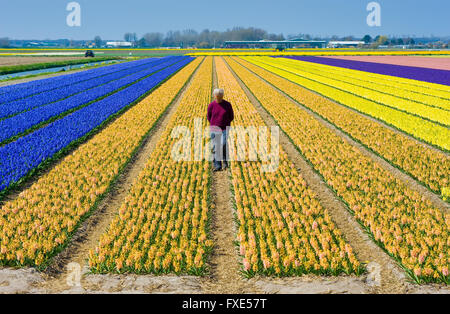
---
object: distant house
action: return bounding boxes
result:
[327,41,365,48]
[106,41,133,48]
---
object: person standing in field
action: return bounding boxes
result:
[207,88,234,171]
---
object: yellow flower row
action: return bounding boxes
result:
[88,57,213,275]
[273,58,450,96]
[224,57,449,284]
[0,57,202,268]
[234,57,450,200]
[255,57,449,126]
[244,57,450,151]
[269,57,450,110]
[215,57,362,277]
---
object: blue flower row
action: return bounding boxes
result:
[0,56,193,192]
[0,57,183,143]
[0,58,157,104]
[0,57,166,119]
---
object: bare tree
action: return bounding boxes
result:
[142,32,163,48]
[0,37,10,48]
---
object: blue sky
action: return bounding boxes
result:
[0,0,448,40]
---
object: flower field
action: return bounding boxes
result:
[0,56,199,268]
[268,57,450,125]
[0,56,192,194]
[0,53,448,290]
[244,57,450,151]
[318,56,450,71]
[188,51,450,57]
[284,56,450,86]
[233,57,449,200]
[215,57,362,277]
[89,57,213,275]
[276,57,450,111]
[225,56,449,284]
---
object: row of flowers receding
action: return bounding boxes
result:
[276,57,450,111]
[245,57,450,152]
[0,57,201,269]
[215,57,363,277]
[235,57,450,201]
[88,57,214,275]
[225,57,449,284]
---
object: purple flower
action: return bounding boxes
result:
[279,56,450,86]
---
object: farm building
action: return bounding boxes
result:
[106,41,133,48]
[224,38,326,49]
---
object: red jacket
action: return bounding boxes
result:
[207,100,234,131]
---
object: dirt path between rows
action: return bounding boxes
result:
[199,57,259,293]
[222,57,449,294]
[1,57,448,294]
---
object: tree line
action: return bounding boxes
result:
[118,27,285,48]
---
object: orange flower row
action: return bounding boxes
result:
[215,57,362,277]
[0,57,202,268]
[89,57,213,275]
[234,57,450,199]
[225,57,449,284]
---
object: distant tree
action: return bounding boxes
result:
[94,36,102,48]
[136,38,146,48]
[0,37,9,48]
[124,32,137,45]
[267,33,285,41]
[362,35,372,43]
[124,33,133,42]
[376,35,389,45]
[142,32,163,48]
[405,37,415,45]
[342,35,355,41]
[198,41,210,48]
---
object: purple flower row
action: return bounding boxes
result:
[280,56,450,86]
